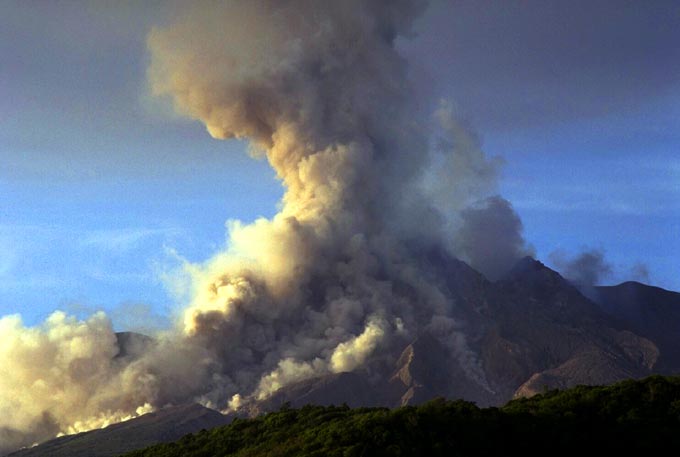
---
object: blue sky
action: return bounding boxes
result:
[2,1,678,329]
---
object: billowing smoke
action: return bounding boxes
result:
[454,196,532,281]
[424,102,533,279]
[0,312,151,452]
[0,1,532,453]
[0,311,219,453]
[550,248,613,287]
[551,249,654,293]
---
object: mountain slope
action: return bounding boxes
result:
[6,404,231,457]
[235,258,670,410]
[595,281,680,371]
[485,258,658,398]
[231,258,667,410]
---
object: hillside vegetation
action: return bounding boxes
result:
[125,375,680,457]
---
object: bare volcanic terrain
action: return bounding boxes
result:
[254,257,668,407]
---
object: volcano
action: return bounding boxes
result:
[9,256,680,457]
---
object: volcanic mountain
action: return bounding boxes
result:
[593,281,680,371]
[8,257,679,457]
[254,257,666,407]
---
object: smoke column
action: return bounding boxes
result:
[0,1,531,453]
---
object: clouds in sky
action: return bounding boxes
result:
[0,223,181,325]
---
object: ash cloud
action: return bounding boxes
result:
[630,262,651,284]
[0,1,533,452]
[551,249,655,292]
[550,248,613,287]
[454,196,533,281]
[418,101,532,279]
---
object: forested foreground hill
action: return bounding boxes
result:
[125,375,680,457]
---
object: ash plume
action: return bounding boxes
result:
[0,1,532,452]
[454,196,533,281]
[550,248,613,287]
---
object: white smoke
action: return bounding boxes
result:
[330,316,387,373]
[0,312,149,452]
[0,1,533,453]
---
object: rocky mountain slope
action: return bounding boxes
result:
[235,257,672,409]
[487,258,658,398]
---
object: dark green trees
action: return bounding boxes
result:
[125,376,680,457]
